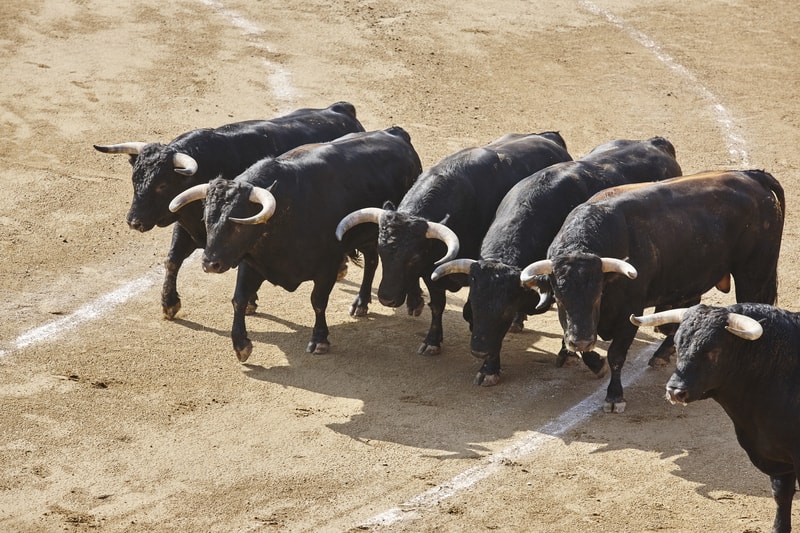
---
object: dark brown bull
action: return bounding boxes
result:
[522,170,785,412]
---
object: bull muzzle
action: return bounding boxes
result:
[566,335,597,353]
[666,386,690,405]
[202,256,230,274]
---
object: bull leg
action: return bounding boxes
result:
[230,263,263,362]
[507,312,526,334]
[474,353,501,387]
[161,223,199,319]
[770,472,795,533]
[350,247,378,317]
[554,340,608,377]
[406,278,425,317]
[307,267,338,355]
[603,322,638,414]
[418,283,446,355]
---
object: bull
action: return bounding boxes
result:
[335,132,572,356]
[520,170,785,412]
[631,303,800,533]
[94,101,365,319]
[168,127,421,361]
[432,137,682,386]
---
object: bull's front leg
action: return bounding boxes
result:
[770,472,795,533]
[230,264,263,362]
[406,278,425,317]
[307,268,338,354]
[603,322,638,413]
[161,223,200,319]
[474,352,501,387]
[418,281,446,355]
[349,246,378,317]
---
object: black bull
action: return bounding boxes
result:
[168,127,421,361]
[632,303,799,533]
[522,170,785,413]
[432,137,682,386]
[94,101,364,319]
[335,131,573,357]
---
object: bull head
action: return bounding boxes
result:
[336,207,460,265]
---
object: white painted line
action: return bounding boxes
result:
[580,1,750,166]
[1,271,159,358]
[360,350,653,528]
[198,0,298,106]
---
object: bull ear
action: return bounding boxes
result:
[382,200,396,211]
[725,313,763,340]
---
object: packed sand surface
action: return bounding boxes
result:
[2,0,800,531]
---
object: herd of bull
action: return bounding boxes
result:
[94,101,798,532]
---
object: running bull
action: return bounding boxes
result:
[168,127,421,361]
[632,303,799,533]
[521,170,785,413]
[94,101,365,319]
[432,137,682,386]
[335,132,572,356]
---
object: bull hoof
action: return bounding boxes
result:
[307,341,330,355]
[162,301,181,320]
[603,399,627,414]
[245,301,258,315]
[417,343,441,356]
[235,340,253,363]
[555,350,580,367]
[349,303,368,317]
[593,358,610,378]
[473,372,500,386]
[648,355,669,368]
[407,301,424,317]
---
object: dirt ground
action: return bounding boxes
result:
[2,0,800,531]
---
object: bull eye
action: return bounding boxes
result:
[155,182,169,194]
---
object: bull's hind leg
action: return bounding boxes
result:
[308,267,339,355]
[770,472,795,533]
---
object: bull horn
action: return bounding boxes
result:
[426,222,460,266]
[431,258,476,281]
[169,183,209,212]
[601,257,637,279]
[520,260,553,287]
[335,207,386,241]
[172,152,198,176]
[230,186,276,225]
[725,313,763,340]
[629,308,688,328]
[534,290,553,311]
[93,142,147,155]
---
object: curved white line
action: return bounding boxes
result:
[579,1,749,166]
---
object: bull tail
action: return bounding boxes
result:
[744,169,786,218]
